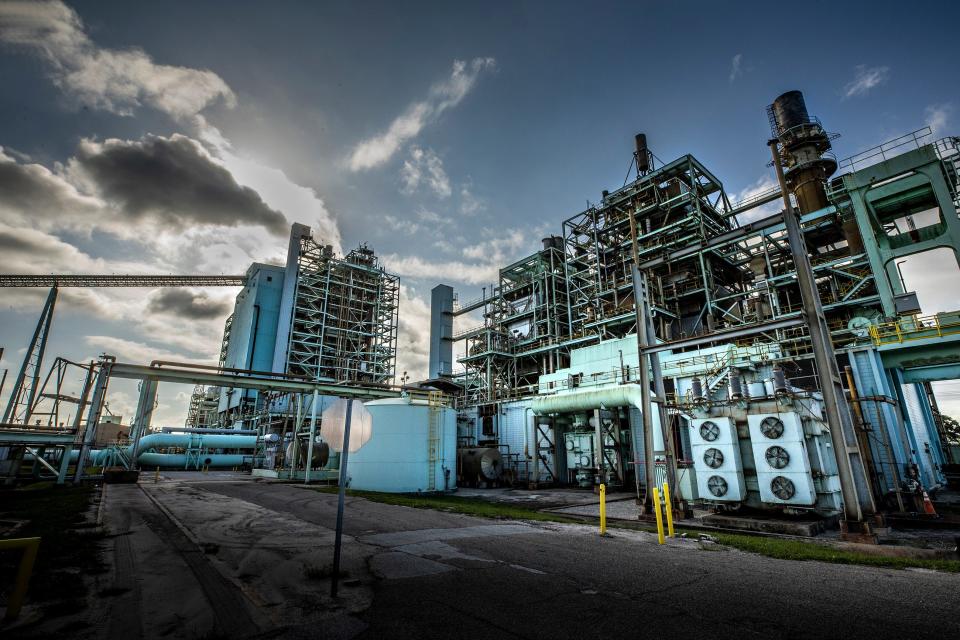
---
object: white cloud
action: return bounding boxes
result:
[84,336,216,366]
[0,1,235,120]
[384,227,536,286]
[384,255,499,286]
[459,184,485,216]
[925,104,952,137]
[348,57,496,171]
[843,65,889,99]
[729,53,742,83]
[400,146,451,198]
[730,175,782,224]
[395,285,431,381]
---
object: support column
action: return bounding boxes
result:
[771,141,877,538]
[304,390,320,483]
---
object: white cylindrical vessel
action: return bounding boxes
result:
[346,398,457,493]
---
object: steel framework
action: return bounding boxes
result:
[286,239,399,384]
[0,275,246,287]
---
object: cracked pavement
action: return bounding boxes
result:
[84,472,960,639]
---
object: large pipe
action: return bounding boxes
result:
[50,431,261,468]
[531,385,665,451]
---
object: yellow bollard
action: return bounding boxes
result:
[0,537,40,620]
[652,487,666,545]
[662,482,675,538]
[155,466,160,483]
[599,483,607,535]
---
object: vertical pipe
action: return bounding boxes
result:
[288,393,303,477]
[304,389,320,484]
[593,408,604,485]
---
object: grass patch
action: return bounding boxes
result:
[310,487,578,523]
[311,486,960,573]
[706,531,960,572]
[0,484,106,608]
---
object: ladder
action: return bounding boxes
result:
[426,392,442,491]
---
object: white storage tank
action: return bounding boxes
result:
[347,397,457,493]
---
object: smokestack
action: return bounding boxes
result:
[635,133,650,174]
[768,91,862,252]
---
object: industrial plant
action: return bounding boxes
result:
[1,90,959,546]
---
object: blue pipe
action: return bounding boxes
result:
[48,431,261,469]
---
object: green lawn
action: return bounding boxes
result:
[310,486,578,523]
[310,486,960,572]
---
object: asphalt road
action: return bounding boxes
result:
[86,473,960,639]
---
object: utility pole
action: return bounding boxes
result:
[769,140,877,540]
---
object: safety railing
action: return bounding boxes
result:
[869,312,960,346]
[839,127,932,172]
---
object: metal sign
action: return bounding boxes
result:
[321,398,372,453]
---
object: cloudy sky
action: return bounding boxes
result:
[1,0,958,424]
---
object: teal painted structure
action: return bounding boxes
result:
[831,140,960,492]
[219,262,287,414]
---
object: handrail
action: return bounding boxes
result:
[839,127,932,172]
[869,312,960,346]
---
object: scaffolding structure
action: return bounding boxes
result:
[287,238,400,384]
[448,121,960,412]
[455,240,571,405]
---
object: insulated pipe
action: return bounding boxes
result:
[136,432,257,451]
[531,385,664,451]
[138,453,248,468]
[161,427,258,435]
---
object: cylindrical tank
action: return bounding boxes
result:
[691,376,705,402]
[772,366,788,394]
[458,447,502,486]
[284,438,329,469]
[346,398,457,493]
[771,91,810,133]
[728,368,743,399]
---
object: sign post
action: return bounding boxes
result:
[323,397,372,597]
[330,398,353,598]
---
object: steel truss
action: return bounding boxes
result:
[454,243,571,404]
[286,239,399,384]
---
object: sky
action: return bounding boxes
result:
[1,0,959,425]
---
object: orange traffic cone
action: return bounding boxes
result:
[922,491,937,516]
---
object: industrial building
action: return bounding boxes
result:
[430,90,960,536]
[207,223,400,426]
[1,89,959,541]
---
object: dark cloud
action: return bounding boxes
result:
[0,152,101,221]
[147,288,232,320]
[73,134,288,235]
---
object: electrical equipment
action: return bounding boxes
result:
[748,412,816,506]
[690,417,746,502]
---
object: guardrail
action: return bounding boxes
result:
[869,313,960,346]
[839,127,932,172]
[1,537,40,620]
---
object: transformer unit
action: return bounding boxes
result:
[690,417,746,502]
[748,412,816,506]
